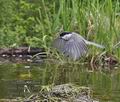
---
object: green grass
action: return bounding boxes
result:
[0,0,120,59]
[37,0,120,58]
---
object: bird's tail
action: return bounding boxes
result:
[85,40,105,49]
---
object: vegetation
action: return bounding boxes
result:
[0,0,120,58]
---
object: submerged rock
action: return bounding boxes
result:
[73,93,94,102]
[50,84,74,97]
[23,84,99,102]
[0,84,99,102]
[49,84,96,102]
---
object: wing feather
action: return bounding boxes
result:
[52,37,66,53]
[63,38,87,60]
[53,33,88,60]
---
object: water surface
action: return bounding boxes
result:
[0,62,120,102]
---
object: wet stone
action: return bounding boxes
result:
[23,84,99,102]
[50,84,74,97]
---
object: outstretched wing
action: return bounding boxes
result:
[52,37,67,53]
[63,36,88,60]
[52,33,88,60]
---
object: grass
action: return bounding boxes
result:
[0,0,120,60]
[36,0,120,59]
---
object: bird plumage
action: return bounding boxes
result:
[84,40,105,49]
[53,32,104,60]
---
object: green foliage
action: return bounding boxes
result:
[0,0,120,57]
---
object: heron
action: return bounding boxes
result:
[53,32,105,61]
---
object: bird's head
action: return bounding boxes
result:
[59,32,72,41]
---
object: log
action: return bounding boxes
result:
[0,47,46,56]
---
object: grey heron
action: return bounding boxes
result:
[53,32,105,60]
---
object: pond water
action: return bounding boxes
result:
[0,61,120,102]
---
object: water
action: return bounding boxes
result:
[0,62,120,101]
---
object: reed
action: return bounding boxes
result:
[0,0,120,59]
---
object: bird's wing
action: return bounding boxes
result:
[63,37,87,60]
[52,37,67,53]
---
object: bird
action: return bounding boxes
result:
[53,32,105,61]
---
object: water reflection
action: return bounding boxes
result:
[0,62,120,101]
